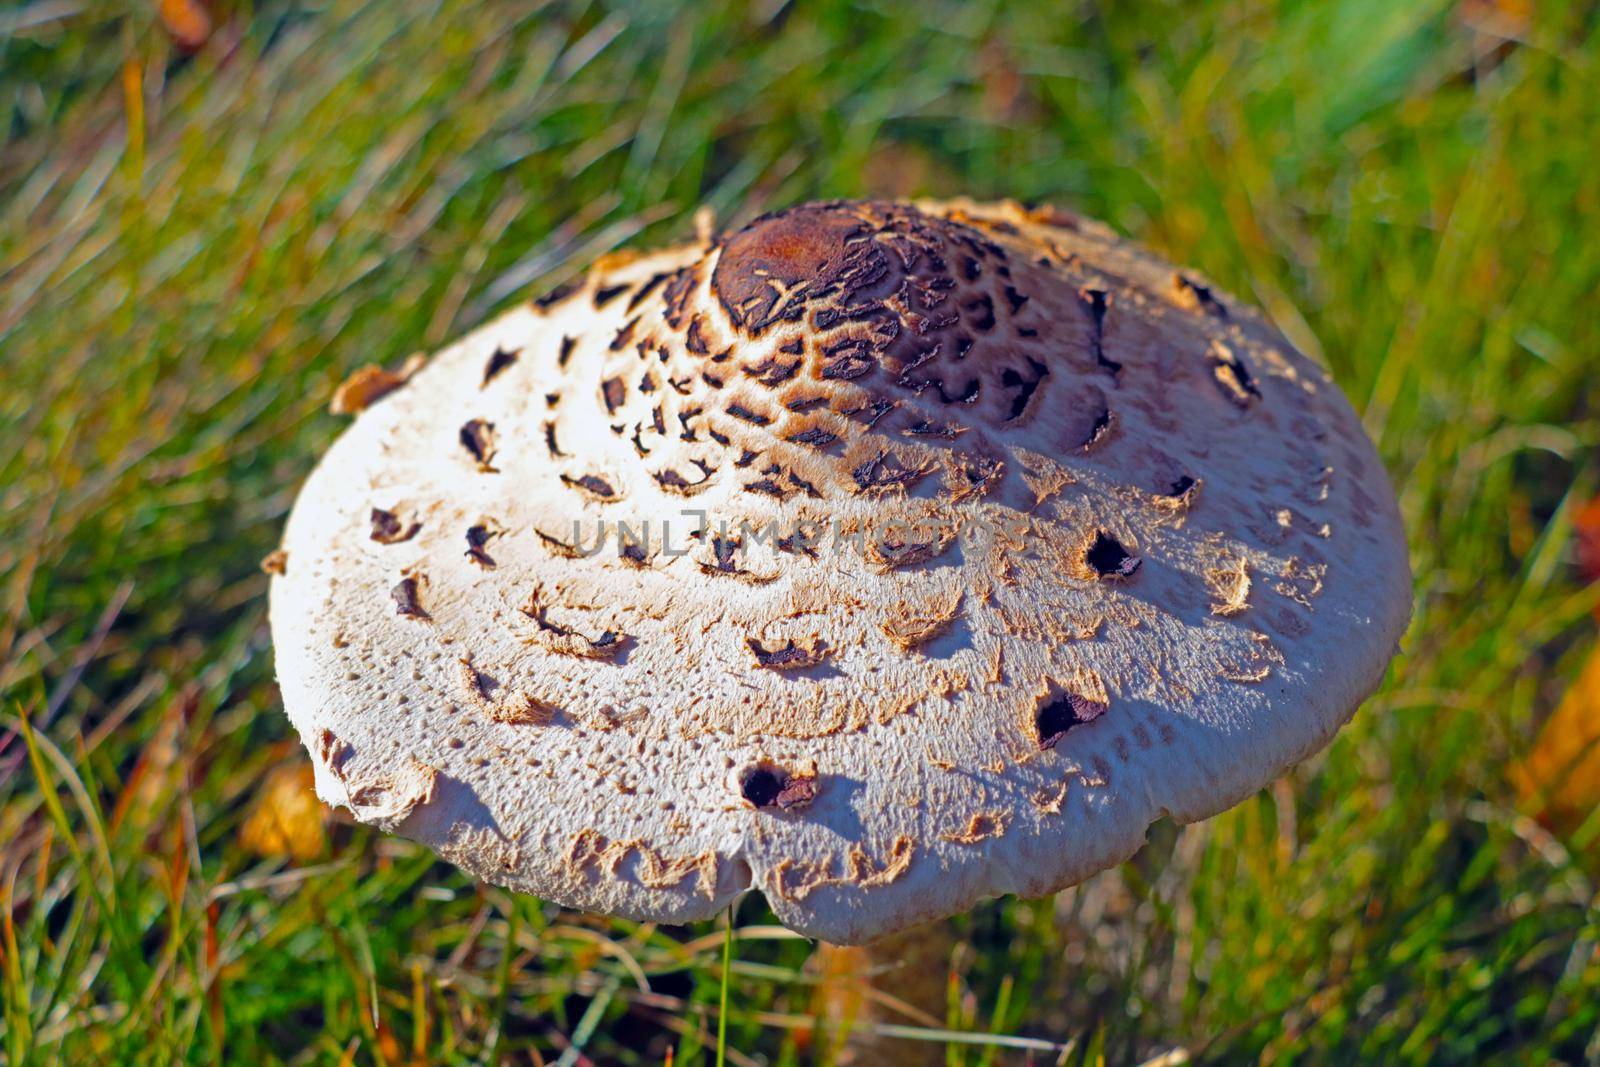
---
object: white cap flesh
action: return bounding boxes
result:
[269,198,1410,943]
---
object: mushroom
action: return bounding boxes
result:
[270,198,1409,1041]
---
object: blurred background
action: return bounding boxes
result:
[2,0,1598,1063]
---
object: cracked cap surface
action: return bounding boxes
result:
[269,197,1410,943]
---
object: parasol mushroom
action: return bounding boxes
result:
[269,197,1409,1048]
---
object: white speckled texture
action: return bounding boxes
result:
[269,198,1410,943]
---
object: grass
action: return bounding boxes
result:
[2,0,1598,1062]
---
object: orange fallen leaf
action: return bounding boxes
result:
[1515,643,1600,828]
[1458,0,1531,37]
[158,0,212,51]
[1513,491,1600,828]
[240,762,328,862]
[1575,494,1600,594]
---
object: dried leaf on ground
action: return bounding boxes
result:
[240,762,328,861]
[159,0,213,51]
[1515,645,1600,828]
[1574,495,1600,593]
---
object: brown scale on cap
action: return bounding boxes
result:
[589,200,1132,508]
[269,197,1411,945]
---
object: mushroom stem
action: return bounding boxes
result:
[810,921,956,1065]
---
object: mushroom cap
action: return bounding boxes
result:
[270,198,1409,944]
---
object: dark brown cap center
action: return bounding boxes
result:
[711,203,877,334]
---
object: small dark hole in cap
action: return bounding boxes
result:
[741,767,786,808]
[1036,694,1104,750]
[1086,532,1141,578]
[1168,475,1196,497]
